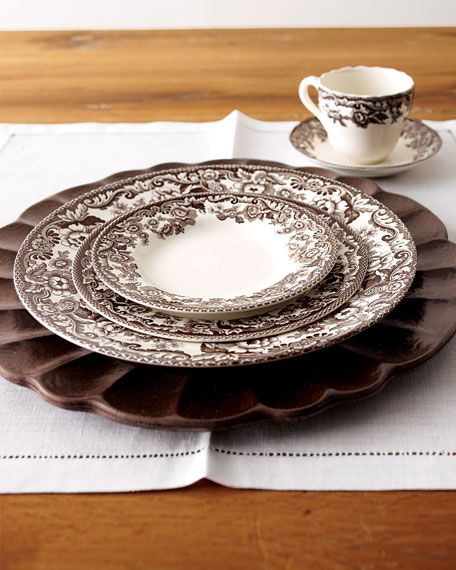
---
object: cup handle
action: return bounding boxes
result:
[299,76,324,122]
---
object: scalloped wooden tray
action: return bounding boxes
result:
[1,161,455,430]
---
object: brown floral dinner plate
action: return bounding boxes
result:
[13,162,416,368]
[0,161,455,430]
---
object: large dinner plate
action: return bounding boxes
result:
[13,161,416,367]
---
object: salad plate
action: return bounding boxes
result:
[92,192,339,319]
[73,209,368,342]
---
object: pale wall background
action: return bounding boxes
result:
[1,0,456,29]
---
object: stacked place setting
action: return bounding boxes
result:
[9,65,452,429]
[14,162,416,369]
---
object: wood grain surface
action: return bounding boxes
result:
[0,28,455,123]
[2,485,456,570]
[1,28,456,570]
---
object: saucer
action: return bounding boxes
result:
[290,118,442,177]
[92,192,339,320]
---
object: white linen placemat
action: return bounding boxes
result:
[0,111,455,492]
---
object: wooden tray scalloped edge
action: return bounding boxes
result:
[0,159,455,431]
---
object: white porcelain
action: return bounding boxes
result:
[299,66,414,164]
[290,118,442,178]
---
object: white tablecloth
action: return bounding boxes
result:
[0,111,455,492]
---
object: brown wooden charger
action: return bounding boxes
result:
[1,162,455,430]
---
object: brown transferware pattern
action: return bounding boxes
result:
[73,209,368,342]
[0,161,454,429]
[91,192,339,317]
[13,162,416,367]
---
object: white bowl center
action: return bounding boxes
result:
[133,213,297,299]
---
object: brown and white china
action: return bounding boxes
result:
[290,118,442,177]
[91,192,339,319]
[3,164,454,429]
[73,209,368,342]
[299,66,414,164]
[14,163,416,368]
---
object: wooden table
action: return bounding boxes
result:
[1,28,456,570]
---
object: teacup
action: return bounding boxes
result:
[299,66,414,164]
